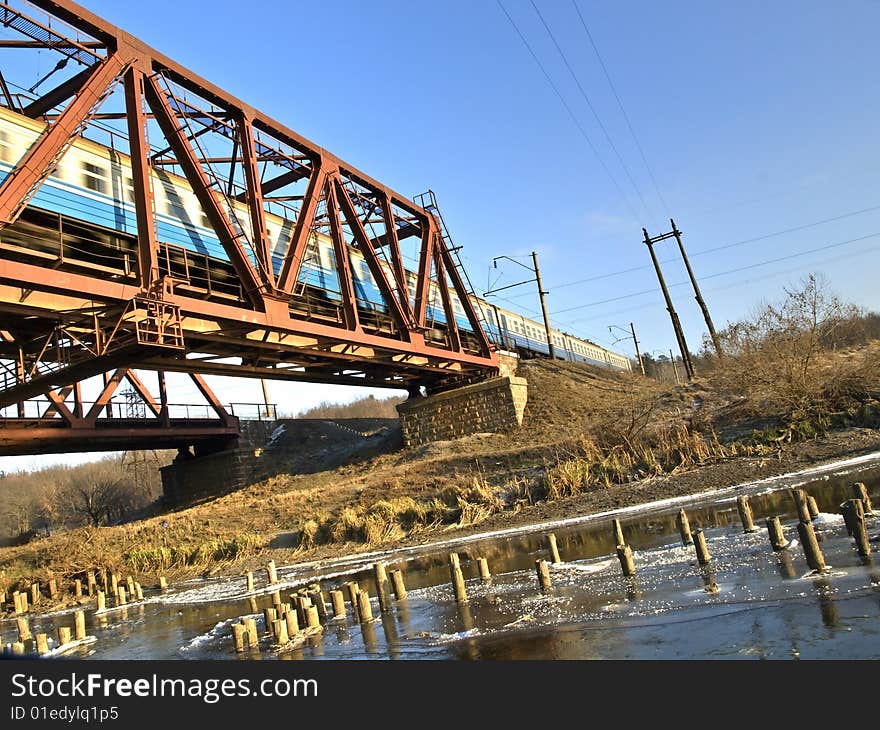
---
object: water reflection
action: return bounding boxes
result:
[812,578,838,628]
[24,465,877,661]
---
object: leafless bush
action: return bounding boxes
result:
[709,273,879,422]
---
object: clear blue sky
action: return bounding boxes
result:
[4,0,880,470]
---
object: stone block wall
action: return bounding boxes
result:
[396,374,528,448]
[160,447,265,506]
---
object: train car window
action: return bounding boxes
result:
[123,176,135,204]
[81,161,107,194]
[0,130,11,163]
[161,181,187,217]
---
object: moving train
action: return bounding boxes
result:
[0,103,630,372]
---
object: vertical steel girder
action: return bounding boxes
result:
[123,67,159,290]
[0,0,498,390]
[0,51,127,225]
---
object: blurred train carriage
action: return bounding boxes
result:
[0,103,629,372]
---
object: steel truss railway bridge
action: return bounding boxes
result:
[0,0,500,460]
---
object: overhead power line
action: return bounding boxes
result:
[494,202,880,297]
[570,0,671,217]
[529,0,653,222]
[550,230,880,316]
[556,241,880,328]
[495,0,641,222]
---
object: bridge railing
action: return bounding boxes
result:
[0,401,277,422]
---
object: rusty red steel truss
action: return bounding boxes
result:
[0,0,499,446]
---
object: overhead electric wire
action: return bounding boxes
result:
[571,0,671,218]
[556,242,880,328]
[528,0,654,222]
[495,0,641,222]
[550,230,880,316]
[492,201,880,299]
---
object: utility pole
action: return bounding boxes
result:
[669,349,681,385]
[670,219,723,358]
[260,378,271,419]
[643,227,695,379]
[485,251,556,360]
[532,251,555,360]
[630,322,646,376]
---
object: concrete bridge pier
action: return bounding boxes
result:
[396,355,527,448]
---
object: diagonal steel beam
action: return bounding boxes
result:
[278,166,326,294]
[336,179,411,337]
[437,232,492,356]
[0,52,126,226]
[380,192,415,325]
[123,67,159,290]
[143,73,266,310]
[325,179,359,330]
[413,215,434,327]
[21,64,94,119]
[237,114,275,289]
[432,234,461,351]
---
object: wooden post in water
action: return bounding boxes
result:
[389,570,408,600]
[126,576,135,597]
[134,583,144,601]
[797,521,827,572]
[676,509,693,546]
[305,605,321,629]
[117,586,127,605]
[74,579,82,599]
[96,590,106,611]
[17,617,32,642]
[547,533,561,563]
[807,496,820,520]
[267,560,278,584]
[244,617,259,648]
[263,608,277,636]
[74,610,86,641]
[87,572,96,596]
[48,578,58,600]
[356,589,373,622]
[330,590,347,619]
[853,482,874,515]
[345,582,360,621]
[448,553,468,603]
[311,588,329,620]
[693,529,711,566]
[245,572,254,594]
[736,496,756,533]
[766,517,787,551]
[11,642,24,656]
[851,508,872,557]
[159,576,168,591]
[477,558,491,582]
[271,590,281,609]
[282,607,298,638]
[35,633,49,655]
[373,562,391,612]
[612,519,625,548]
[110,574,118,598]
[272,618,289,645]
[616,545,636,577]
[58,626,72,646]
[232,623,247,652]
[30,583,40,605]
[791,489,812,524]
[535,559,552,591]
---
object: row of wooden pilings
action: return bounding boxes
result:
[2,609,89,657]
[2,571,173,657]
[523,481,874,596]
[229,559,412,654]
[584,481,874,589]
[2,570,171,617]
